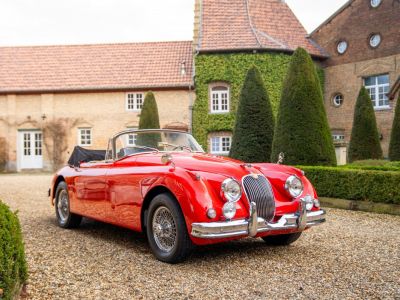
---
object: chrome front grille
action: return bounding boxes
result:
[242,174,275,222]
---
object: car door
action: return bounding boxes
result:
[105,158,143,231]
[73,163,110,220]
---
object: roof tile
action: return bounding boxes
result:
[0,41,193,93]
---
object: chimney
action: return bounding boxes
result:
[193,0,202,51]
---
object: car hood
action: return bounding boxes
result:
[134,152,303,179]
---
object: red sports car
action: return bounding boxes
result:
[49,129,325,263]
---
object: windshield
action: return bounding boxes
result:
[113,130,204,160]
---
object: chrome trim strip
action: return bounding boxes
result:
[191,207,326,239]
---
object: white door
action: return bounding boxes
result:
[18,130,43,169]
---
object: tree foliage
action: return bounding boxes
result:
[139,92,160,130]
[138,92,161,148]
[348,87,383,162]
[229,66,274,162]
[271,48,336,166]
[389,94,400,161]
[192,51,325,148]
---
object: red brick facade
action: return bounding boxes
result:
[311,0,400,158]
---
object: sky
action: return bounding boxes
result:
[0,0,349,47]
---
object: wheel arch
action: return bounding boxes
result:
[51,175,66,204]
[141,185,178,232]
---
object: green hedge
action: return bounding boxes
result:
[300,166,400,204]
[193,52,324,148]
[0,201,28,300]
[339,160,400,172]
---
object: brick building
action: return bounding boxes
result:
[310,0,400,160]
[0,42,194,171]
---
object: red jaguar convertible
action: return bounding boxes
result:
[49,129,325,263]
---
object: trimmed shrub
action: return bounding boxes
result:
[271,48,336,166]
[138,92,160,130]
[389,94,400,161]
[0,201,28,300]
[340,160,400,172]
[138,92,161,148]
[229,66,275,162]
[300,166,400,204]
[348,87,383,162]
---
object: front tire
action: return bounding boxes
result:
[55,181,82,228]
[146,193,193,263]
[262,232,302,246]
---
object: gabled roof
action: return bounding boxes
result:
[309,0,354,36]
[0,41,193,94]
[196,0,326,58]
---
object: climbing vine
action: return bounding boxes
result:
[193,51,324,148]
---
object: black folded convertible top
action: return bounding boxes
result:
[67,146,106,167]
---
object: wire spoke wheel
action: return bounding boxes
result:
[57,190,69,223]
[152,206,177,252]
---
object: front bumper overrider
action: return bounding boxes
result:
[191,200,326,239]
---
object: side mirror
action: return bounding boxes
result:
[161,153,174,165]
[277,152,285,165]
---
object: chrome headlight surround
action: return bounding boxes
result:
[221,178,242,202]
[284,175,304,198]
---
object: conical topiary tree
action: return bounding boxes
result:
[389,94,400,161]
[138,92,161,148]
[271,47,336,166]
[348,87,383,162]
[229,66,275,162]
[139,91,160,129]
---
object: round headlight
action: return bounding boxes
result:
[285,175,303,198]
[221,178,242,202]
[222,202,236,219]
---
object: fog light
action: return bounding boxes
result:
[303,195,314,211]
[313,198,320,208]
[207,208,217,219]
[222,202,236,219]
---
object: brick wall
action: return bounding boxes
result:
[311,0,400,67]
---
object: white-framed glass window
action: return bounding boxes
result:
[332,134,345,141]
[337,41,348,54]
[210,136,231,155]
[78,128,92,146]
[332,93,344,107]
[210,85,230,113]
[364,74,390,109]
[126,93,144,111]
[126,127,138,146]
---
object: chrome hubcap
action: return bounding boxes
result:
[57,190,69,223]
[152,206,177,252]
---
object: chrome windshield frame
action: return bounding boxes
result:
[108,129,204,161]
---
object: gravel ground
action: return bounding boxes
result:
[0,174,399,300]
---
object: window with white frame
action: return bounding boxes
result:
[210,85,229,113]
[364,74,390,109]
[210,136,231,154]
[126,128,138,146]
[126,93,144,111]
[78,128,92,146]
[332,134,345,141]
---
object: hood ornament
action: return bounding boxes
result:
[277,152,285,165]
[161,153,175,168]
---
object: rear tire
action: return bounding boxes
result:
[262,232,302,246]
[146,193,193,263]
[55,181,82,228]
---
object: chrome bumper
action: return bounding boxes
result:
[191,200,326,239]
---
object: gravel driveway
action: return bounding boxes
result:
[1,174,399,299]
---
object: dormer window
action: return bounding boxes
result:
[210,83,230,113]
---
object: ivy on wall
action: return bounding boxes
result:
[193,51,324,148]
